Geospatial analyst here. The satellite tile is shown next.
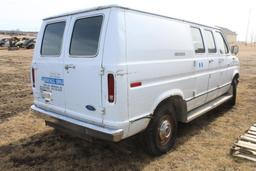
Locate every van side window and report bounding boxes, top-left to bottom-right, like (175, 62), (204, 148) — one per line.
(41, 22), (66, 56)
(70, 16), (103, 56)
(215, 32), (229, 54)
(205, 30), (216, 53)
(191, 27), (205, 53)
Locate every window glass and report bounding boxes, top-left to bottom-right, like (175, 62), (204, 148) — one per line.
(191, 27), (205, 53)
(41, 22), (65, 56)
(205, 30), (217, 53)
(70, 16), (103, 56)
(215, 32), (229, 54)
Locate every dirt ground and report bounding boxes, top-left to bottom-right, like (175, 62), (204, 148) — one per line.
(0, 45), (256, 171)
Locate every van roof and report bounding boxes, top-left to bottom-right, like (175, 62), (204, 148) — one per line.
(44, 5), (220, 30)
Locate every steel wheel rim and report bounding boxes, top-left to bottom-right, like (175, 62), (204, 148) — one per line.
(158, 117), (172, 145)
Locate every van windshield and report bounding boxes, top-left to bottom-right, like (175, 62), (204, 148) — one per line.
(69, 16), (103, 57)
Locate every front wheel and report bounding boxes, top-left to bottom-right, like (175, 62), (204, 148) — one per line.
(143, 102), (177, 156)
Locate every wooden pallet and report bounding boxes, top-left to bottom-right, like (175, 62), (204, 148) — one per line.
(231, 124), (256, 162)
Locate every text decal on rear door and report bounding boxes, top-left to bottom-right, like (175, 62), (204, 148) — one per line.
(41, 77), (64, 86)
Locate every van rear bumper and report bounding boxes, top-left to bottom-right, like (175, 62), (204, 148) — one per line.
(31, 105), (124, 142)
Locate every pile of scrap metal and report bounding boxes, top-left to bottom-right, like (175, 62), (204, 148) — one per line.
(15, 37), (35, 49)
(231, 124), (256, 162)
(0, 38), (8, 47)
(0, 37), (36, 49)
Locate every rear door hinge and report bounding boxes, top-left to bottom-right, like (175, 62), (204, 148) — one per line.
(99, 67), (104, 75)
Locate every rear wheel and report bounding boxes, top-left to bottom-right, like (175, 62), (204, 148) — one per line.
(143, 102), (177, 156)
(227, 78), (238, 106)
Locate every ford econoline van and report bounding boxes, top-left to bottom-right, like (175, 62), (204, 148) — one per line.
(31, 5), (240, 155)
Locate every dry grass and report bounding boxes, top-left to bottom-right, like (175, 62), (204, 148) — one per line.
(0, 45), (256, 170)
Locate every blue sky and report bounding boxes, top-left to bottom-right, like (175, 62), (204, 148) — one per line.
(0, 0), (255, 41)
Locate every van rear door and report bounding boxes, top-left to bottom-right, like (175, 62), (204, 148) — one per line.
(33, 17), (69, 115)
(63, 11), (109, 125)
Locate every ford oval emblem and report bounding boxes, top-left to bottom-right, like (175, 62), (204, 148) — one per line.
(85, 105), (96, 111)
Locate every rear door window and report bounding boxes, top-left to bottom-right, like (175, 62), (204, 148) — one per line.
(41, 22), (66, 56)
(205, 30), (217, 53)
(69, 16), (103, 57)
(215, 32), (229, 54)
(191, 27), (205, 53)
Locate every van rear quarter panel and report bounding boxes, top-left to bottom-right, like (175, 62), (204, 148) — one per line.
(102, 8), (129, 135)
(125, 10), (196, 134)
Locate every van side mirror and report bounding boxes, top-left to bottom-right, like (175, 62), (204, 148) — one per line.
(231, 45), (239, 55)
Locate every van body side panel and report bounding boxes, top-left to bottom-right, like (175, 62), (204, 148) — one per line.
(201, 28), (221, 102)
(101, 8), (129, 137)
(187, 26), (209, 111)
(125, 10), (196, 135)
(204, 30), (234, 102)
(213, 32), (235, 96)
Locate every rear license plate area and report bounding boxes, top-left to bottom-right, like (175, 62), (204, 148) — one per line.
(41, 90), (52, 102)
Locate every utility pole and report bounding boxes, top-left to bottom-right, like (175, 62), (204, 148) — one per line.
(254, 30), (256, 47)
(245, 9), (252, 46)
(255, 32), (256, 47)
(251, 33), (254, 47)
(254, 17), (256, 47)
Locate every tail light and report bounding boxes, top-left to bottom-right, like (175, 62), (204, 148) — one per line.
(32, 68), (35, 88)
(108, 74), (114, 103)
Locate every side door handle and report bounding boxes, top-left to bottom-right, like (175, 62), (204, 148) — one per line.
(209, 59), (214, 63)
(65, 64), (76, 70)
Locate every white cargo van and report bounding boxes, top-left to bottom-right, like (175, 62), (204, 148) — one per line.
(31, 5), (240, 155)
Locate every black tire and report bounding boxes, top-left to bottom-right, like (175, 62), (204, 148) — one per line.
(27, 44), (35, 49)
(143, 101), (177, 156)
(227, 78), (238, 106)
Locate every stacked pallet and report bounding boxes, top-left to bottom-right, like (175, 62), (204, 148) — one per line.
(231, 124), (256, 161)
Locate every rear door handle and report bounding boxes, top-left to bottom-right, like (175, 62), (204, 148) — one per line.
(65, 64), (76, 70)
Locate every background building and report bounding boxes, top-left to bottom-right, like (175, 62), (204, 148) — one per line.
(217, 26), (237, 45)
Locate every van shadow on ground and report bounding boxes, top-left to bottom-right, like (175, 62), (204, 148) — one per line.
(0, 104), (233, 170)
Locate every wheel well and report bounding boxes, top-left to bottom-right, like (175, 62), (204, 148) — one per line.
(153, 96), (187, 122)
(233, 73), (239, 81)
(232, 73), (240, 84)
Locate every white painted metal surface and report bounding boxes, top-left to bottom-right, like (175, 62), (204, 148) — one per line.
(63, 10), (110, 126)
(31, 6), (240, 141)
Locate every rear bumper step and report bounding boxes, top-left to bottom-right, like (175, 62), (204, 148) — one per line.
(31, 105), (124, 142)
